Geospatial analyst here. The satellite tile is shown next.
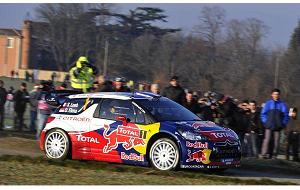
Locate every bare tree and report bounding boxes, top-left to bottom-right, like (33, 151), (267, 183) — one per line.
(35, 4), (90, 70)
(194, 6), (226, 64)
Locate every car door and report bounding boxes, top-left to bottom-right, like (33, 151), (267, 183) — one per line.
(89, 98), (136, 163)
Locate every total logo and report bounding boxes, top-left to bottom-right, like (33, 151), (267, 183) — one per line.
(76, 134), (100, 143)
(186, 141), (208, 149)
(102, 123), (147, 153)
(121, 152), (144, 162)
(211, 132), (235, 139)
(186, 149), (212, 164)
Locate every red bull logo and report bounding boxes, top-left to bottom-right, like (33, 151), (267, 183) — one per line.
(186, 149), (212, 164)
(103, 123), (147, 153)
(121, 152), (144, 162)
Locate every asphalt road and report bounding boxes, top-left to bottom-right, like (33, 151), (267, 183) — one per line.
(0, 133), (299, 185)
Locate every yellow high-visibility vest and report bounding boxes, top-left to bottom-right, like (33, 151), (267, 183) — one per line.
(70, 66), (94, 92)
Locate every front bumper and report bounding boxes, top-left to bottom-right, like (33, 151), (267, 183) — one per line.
(180, 139), (242, 169)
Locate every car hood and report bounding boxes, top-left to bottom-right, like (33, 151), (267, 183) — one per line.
(163, 121), (239, 142)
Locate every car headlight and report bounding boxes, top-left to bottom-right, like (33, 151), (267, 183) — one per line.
(178, 130), (209, 141)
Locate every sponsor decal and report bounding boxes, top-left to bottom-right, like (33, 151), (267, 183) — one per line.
(211, 132), (235, 139)
(103, 123), (147, 153)
(192, 121), (216, 129)
(63, 102), (79, 108)
(57, 115), (91, 122)
(181, 165), (205, 169)
(121, 152), (144, 162)
(59, 107), (78, 114)
(186, 149), (212, 164)
(83, 97), (90, 111)
(76, 134), (100, 143)
(59, 102), (81, 113)
(186, 141), (209, 149)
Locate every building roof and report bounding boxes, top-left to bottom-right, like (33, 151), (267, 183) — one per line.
(0, 28), (22, 37)
(68, 91), (161, 100)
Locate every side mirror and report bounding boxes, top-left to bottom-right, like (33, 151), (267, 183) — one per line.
(116, 115), (128, 126)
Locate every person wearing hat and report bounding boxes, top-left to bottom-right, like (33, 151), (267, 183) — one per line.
(162, 76), (185, 105)
(113, 77), (131, 92)
(29, 84), (40, 132)
(69, 56), (98, 93)
(13, 82), (29, 131)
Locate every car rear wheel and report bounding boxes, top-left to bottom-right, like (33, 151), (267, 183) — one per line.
(44, 129), (69, 160)
(149, 138), (179, 171)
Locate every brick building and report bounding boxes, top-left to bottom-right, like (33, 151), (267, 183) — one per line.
(0, 28), (22, 76)
(0, 20), (57, 77)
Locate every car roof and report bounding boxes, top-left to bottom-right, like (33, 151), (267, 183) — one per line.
(68, 91), (161, 100)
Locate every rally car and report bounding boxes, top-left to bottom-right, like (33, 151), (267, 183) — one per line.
(40, 92), (241, 171)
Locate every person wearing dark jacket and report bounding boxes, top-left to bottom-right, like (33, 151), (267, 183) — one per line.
(246, 100), (264, 157)
(285, 108), (300, 161)
(162, 76), (185, 105)
(260, 88), (289, 159)
(96, 75), (113, 92)
(29, 84), (40, 132)
(0, 80), (7, 130)
(182, 91), (200, 114)
(112, 77), (131, 92)
(14, 82), (29, 131)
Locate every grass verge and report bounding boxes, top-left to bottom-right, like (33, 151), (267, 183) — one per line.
(0, 155), (296, 185)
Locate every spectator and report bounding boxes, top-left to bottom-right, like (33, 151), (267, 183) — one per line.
(182, 90), (200, 114)
(212, 93), (239, 131)
(64, 73), (70, 83)
(15, 71), (19, 79)
(36, 81), (55, 139)
(150, 83), (160, 94)
(5, 86), (14, 116)
(10, 70), (14, 80)
(246, 100), (263, 157)
(260, 88), (289, 159)
(31, 72), (35, 83)
(14, 82), (29, 131)
(25, 71), (30, 82)
(162, 76), (185, 105)
(29, 84), (40, 132)
(95, 75), (113, 92)
(0, 80), (7, 130)
(113, 77), (131, 92)
(51, 72), (57, 82)
(237, 100), (251, 156)
(285, 108), (299, 161)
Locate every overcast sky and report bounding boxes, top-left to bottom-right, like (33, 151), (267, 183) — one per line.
(1, 3), (300, 47)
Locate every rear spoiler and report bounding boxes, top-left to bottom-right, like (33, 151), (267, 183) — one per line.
(45, 90), (82, 107)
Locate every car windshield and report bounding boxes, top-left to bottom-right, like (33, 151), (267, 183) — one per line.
(134, 97), (201, 122)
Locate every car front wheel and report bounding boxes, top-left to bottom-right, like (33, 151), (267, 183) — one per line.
(44, 129), (70, 160)
(149, 138), (179, 171)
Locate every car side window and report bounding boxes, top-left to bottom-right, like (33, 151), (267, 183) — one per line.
(134, 106), (146, 124)
(99, 99), (135, 122)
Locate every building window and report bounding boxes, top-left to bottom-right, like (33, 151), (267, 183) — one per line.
(7, 38), (14, 48)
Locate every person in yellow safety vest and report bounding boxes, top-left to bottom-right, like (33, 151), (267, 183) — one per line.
(70, 56), (98, 93)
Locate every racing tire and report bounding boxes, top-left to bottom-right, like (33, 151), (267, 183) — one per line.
(44, 128), (70, 160)
(149, 138), (179, 171)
